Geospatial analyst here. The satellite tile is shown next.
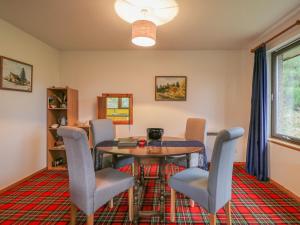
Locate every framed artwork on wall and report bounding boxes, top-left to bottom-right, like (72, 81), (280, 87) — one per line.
(155, 76), (187, 101)
(0, 56), (33, 92)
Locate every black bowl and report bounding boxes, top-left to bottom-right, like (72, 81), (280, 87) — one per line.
(147, 128), (164, 140)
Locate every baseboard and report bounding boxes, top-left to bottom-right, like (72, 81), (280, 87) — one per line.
(0, 167), (47, 194)
(234, 162), (246, 166)
(270, 179), (300, 202)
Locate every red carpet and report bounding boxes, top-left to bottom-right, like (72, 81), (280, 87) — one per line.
(0, 164), (299, 224)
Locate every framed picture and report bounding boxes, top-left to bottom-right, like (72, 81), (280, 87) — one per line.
(0, 56), (33, 92)
(155, 76), (187, 101)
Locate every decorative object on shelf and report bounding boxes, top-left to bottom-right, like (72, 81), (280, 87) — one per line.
(54, 135), (64, 146)
(155, 76), (187, 101)
(147, 128), (164, 140)
(52, 157), (65, 167)
(0, 56), (33, 92)
(58, 115), (67, 126)
(48, 93), (67, 108)
(50, 123), (59, 129)
(55, 92), (67, 108)
(48, 96), (58, 108)
(114, 0), (178, 47)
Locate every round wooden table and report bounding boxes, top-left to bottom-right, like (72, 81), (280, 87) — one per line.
(96, 138), (204, 224)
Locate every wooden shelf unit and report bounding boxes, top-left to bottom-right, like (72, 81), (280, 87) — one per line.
(47, 87), (78, 170)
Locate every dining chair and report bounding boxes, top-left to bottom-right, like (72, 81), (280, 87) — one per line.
(58, 126), (134, 225)
(168, 127), (244, 225)
(166, 118), (207, 206)
(167, 118), (207, 168)
(89, 119), (134, 172)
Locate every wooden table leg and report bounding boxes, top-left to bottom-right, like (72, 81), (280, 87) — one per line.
(186, 153), (191, 168)
(170, 188), (176, 222)
(225, 201), (232, 225)
(112, 155), (118, 169)
(159, 158), (166, 223)
(140, 164), (145, 185)
(70, 202), (77, 225)
(133, 158), (140, 224)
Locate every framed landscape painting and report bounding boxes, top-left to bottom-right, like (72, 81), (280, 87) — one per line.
(155, 76), (187, 101)
(0, 56), (33, 92)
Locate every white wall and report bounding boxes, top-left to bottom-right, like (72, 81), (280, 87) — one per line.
(269, 143), (300, 196)
(60, 50), (247, 161)
(0, 18), (60, 189)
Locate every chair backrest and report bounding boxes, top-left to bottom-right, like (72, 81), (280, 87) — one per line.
(89, 119), (115, 146)
(57, 126), (96, 214)
(185, 118), (207, 144)
(207, 127), (244, 213)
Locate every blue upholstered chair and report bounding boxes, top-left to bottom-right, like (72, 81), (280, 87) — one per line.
(58, 126), (134, 225)
(169, 127), (244, 225)
(89, 119), (134, 171)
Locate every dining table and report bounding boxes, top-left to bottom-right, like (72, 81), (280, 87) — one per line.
(96, 137), (207, 224)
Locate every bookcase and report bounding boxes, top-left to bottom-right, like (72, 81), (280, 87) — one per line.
(47, 87), (79, 170)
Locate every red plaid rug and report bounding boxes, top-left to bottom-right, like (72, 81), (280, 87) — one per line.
(0, 164), (299, 224)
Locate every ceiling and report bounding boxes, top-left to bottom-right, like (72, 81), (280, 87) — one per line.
(0, 0), (299, 50)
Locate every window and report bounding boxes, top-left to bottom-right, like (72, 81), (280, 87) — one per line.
(271, 39), (300, 144)
(97, 93), (133, 125)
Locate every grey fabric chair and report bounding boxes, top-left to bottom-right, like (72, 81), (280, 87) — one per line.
(89, 119), (134, 171)
(169, 127), (244, 225)
(170, 118), (207, 167)
(57, 126), (134, 225)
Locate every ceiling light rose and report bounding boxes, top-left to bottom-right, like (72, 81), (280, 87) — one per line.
(132, 20), (156, 47)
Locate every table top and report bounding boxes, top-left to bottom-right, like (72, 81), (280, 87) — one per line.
(97, 146), (202, 157)
(96, 137), (204, 158)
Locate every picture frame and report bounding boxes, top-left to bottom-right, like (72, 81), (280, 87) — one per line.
(155, 76), (187, 101)
(0, 56), (33, 92)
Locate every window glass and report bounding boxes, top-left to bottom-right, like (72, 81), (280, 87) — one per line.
(107, 97), (118, 108)
(121, 97), (129, 108)
(272, 41), (300, 143)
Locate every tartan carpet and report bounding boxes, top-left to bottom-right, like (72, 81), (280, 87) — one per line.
(0, 164), (299, 224)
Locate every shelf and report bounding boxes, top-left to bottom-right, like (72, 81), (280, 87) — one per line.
(49, 165), (67, 171)
(48, 127), (59, 130)
(49, 146), (65, 151)
(47, 87), (79, 171)
(47, 107), (68, 110)
(48, 87), (68, 90)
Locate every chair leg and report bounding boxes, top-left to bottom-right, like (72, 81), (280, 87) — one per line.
(225, 201), (232, 225)
(131, 163), (135, 176)
(70, 202), (77, 225)
(170, 188), (176, 222)
(190, 199), (195, 207)
(209, 213), (216, 225)
(109, 199), (114, 208)
(128, 187), (134, 221)
(87, 214), (94, 225)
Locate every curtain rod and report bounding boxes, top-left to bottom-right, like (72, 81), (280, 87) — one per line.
(251, 20), (300, 53)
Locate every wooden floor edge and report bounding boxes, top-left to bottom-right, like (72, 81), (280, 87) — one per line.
(270, 179), (300, 202)
(0, 167), (47, 194)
